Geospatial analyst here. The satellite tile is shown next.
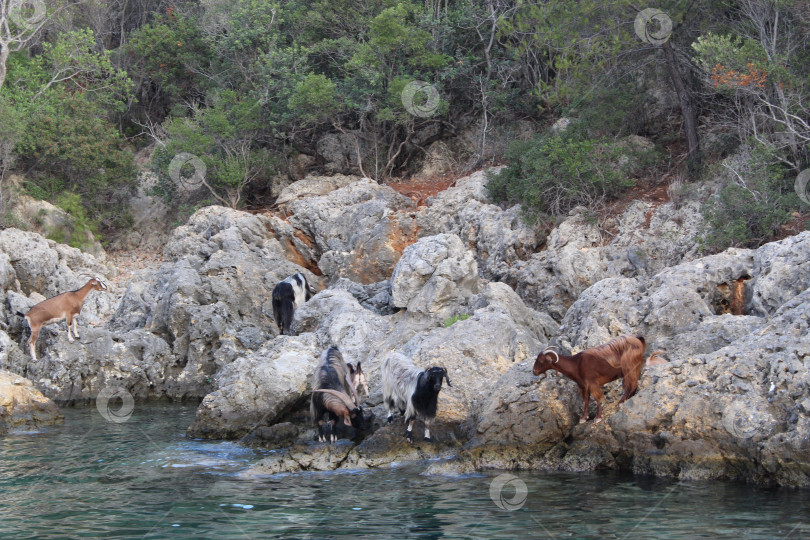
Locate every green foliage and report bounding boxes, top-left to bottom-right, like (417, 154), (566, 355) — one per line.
(2, 0), (807, 239)
(17, 92), (136, 196)
(700, 144), (800, 251)
(124, 15), (211, 108)
(443, 314), (470, 328)
(12, 89), (136, 235)
(1, 27), (136, 237)
(691, 33), (768, 75)
(205, 0), (283, 53)
(50, 192), (98, 250)
(288, 74), (340, 125)
(487, 128), (648, 220)
(153, 90), (275, 208)
(6, 30), (132, 109)
(571, 80), (649, 138)
(350, 3), (448, 78)
(0, 94), (23, 176)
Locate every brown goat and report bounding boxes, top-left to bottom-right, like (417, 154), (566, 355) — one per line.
(532, 335), (664, 424)
(18, 277), (108, 361)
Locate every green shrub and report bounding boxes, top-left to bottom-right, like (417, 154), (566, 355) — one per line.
(486, 128), (647, 220)
(443, 314), (470, 328)
(50, 192), (99, 250)
(16, 92), (136, 235)
(700, 144), (800, 251)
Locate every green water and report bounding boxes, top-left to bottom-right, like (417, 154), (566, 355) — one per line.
(1, 403), (808, 539)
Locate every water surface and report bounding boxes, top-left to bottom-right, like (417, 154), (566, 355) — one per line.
(1, 403), (808, 538)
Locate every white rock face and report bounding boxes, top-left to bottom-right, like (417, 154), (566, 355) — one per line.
(3, 167), (810, 486)
(389, 233), (479, 319)
(187, 335), (321, 439)
(275, 174), (362, 206)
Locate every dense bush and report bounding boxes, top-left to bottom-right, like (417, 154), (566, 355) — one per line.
(151, 90), (275, 209)
(0, 0), (806, 248)
(486, 128), (652, 220)
(700, 144), (802, 251)
(15, 93), (137, 234)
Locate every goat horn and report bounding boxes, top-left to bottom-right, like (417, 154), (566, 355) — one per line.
(80, 272), (109, 289)
(312, 389), (357, 410)
(547, 350), (560, 364)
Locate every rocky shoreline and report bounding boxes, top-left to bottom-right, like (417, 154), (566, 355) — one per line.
(1, 170), (808, 487)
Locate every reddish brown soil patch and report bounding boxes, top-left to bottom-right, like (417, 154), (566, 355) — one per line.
(387, 172), (462, 206)
(776, 211), (810, 241)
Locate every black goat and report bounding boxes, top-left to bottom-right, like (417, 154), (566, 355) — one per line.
(310, 347), (368, 442)
(381, 352), (452, 442)
(272, 272), (316, 336)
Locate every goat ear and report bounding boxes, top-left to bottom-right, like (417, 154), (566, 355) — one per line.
(442, 369), (452, 388)
(356, 361), (362, 373)
(347, 362), (355, 373)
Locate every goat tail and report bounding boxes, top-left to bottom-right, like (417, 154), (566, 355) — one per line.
(620, 336), (647, 396)
(273, 297), (294, 335)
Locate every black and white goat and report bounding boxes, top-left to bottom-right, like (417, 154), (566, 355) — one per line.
(272, 272), (316, 336)
(310, 346), (369, 443)
(381, 352), (451, 442)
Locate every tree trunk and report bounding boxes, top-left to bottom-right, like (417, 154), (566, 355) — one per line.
(0, 43), (9, 91)
(662, 40), (701, 176)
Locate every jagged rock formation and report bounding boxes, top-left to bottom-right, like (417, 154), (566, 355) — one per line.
(1, 169), (808, 487)
(0, 369), (62, 431)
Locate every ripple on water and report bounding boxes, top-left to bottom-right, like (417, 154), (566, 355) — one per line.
(1, 403), (808, 539)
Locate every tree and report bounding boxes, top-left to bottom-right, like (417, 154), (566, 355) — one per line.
(0, 0), (65, 89)
(692, 0), (810, 169)
(154, 91), (274, 209)
(500, 0), (712, 173)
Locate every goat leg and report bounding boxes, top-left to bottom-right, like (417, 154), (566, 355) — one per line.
(594, 399), (604, 424)
(579, 385), (590, 424)
(592, 385), (606, 423)
(424, 421), (432, 442)
(404, 416), (414, 442)
(66, 316), (75, 342)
